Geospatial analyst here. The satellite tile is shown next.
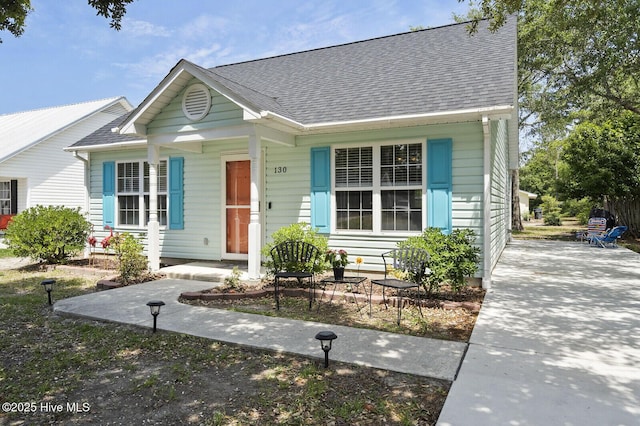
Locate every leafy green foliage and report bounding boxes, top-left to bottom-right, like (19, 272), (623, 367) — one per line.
(399, 228), (480, 293)
(4, 205), (91, 264)
(1, 0), (132, 42)
(560, 112), (640, 235)
(261, 222), (329, 275)
(111, 232), (148, 284)
(540, 195), (562, 226)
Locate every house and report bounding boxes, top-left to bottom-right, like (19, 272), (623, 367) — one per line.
(0, 97), (133, 229)
(67, 19), (517, 289)
(519, 190), (537, 219)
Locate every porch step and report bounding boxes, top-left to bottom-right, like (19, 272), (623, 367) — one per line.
(160, 261), (248, 283)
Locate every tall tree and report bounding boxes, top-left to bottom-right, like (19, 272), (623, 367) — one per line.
(0, 0), (135, 43)
(561, 112), (640, 235)
(460, 0), (640, 127)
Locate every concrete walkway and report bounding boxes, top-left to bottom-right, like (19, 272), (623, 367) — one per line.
(51, 239), (640, 425)
(53, 278), (466, 381)
(438, 239), (640, 425)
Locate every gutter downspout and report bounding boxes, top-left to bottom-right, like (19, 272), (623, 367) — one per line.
(73, 150), (91, 258)
(482, 116), (492, 290)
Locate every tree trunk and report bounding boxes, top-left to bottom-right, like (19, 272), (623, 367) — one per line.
(511, 169), (524, 231)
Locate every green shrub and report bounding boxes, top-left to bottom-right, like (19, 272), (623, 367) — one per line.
(4, 205), (91, 264)
(262, 222), (329, 275)
(562, 198), (593, 225)
(543, 212), (562, 226)
(540, 195), (562, 226)
(399, 228), (480, 293)
(111, 232), (148, 284)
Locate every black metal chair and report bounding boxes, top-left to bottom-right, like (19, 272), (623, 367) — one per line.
(370, 248), (431, 325)
(270, 241), (321, 310)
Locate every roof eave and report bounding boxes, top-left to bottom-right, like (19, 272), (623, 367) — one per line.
(63, 140), (147, 152)
(252, 105), (515, 135)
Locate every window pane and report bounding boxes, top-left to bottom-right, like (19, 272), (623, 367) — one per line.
(395, 167), (407, 186)
(381, 191), (394, 209)
(348, 191), (360, 209)
(335, 147), (373, 188)
(395, 190), (408, 209)
(380, 166), (393, 186)
(410, 190), (422, 208)
(118, 195), (139, 225)
(337, 211), (349, 229)
(118, 162), (140, 193)
(410, 211), (422, 231)
(362, 191), (372, 209)
(395, 211), (408, 230)
(335, 169), (347, 187)
(382, 211), (394, 230)
(381, 145), (393, 166)
(336, 190), (372, 230)
(348, 211), (361, 229)
(362, 211), (373, 229)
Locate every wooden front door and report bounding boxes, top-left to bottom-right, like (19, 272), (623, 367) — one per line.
(224, 159), (250, 258)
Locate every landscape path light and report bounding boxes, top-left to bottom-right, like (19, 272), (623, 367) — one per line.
(41, 279), (55, 305)
(315, 330), (338, 368)
(146, 300), (165, 333)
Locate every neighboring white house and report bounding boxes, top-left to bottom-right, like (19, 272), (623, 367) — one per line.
(0, 97), (133, 229)
(519, 190), (538, 219)
(68, 19), (517, 288)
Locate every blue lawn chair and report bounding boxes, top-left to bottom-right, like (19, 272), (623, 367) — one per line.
(592, 226), (628, 248)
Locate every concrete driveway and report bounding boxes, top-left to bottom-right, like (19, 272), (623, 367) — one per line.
(438, 239), (640, 425)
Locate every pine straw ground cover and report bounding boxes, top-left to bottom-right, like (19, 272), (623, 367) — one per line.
(1, 259), (455, 426)
(181, 278), (484, 342)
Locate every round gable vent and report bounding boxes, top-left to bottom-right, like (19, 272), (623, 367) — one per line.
(182, 83), (211, 121)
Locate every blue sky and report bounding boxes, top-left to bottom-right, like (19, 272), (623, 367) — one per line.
(0, 0), (470, 114)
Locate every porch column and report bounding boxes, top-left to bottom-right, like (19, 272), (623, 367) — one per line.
(147, 145), (160, 271)
(248, 131), (262, 280)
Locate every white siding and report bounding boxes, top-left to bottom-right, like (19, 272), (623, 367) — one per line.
(0, 110), (127, 213)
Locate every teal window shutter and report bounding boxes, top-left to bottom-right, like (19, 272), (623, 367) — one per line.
(168, 157), (184, 230)
(310, 147), (331, 233)
(427, 139), (452, 234)
(102, 161), (115, 228)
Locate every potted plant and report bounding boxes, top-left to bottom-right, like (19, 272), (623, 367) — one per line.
(325, 249), (349, 280)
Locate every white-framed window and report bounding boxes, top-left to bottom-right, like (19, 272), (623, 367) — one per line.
(0, 181), (11, 215)
(334, 142), (423, 233)
(116, 160), (167, 227)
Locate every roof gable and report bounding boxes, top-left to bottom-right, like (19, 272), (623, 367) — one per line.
(0, 97), (133, 162)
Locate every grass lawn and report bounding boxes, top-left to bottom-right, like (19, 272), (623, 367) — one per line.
(0, 265), (449, 425)
(514, 217), (640, 253)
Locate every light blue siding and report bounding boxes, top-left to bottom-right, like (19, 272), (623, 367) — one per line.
(147, 78), (244, 135)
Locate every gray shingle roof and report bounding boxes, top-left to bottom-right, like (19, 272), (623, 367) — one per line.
(72, 18), (516, 148)
(207, 18), (516, 124)
(68, 112), (141, 148)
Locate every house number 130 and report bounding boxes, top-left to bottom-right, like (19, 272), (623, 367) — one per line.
(274, 166), (287, 174)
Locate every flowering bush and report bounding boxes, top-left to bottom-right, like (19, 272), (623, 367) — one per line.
(325, 249), (349, 268)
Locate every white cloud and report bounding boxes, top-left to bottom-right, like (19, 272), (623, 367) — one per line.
(179, 14), (230, 40)
(121, 19), (173, 37)
(113, 43), (225, 79)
